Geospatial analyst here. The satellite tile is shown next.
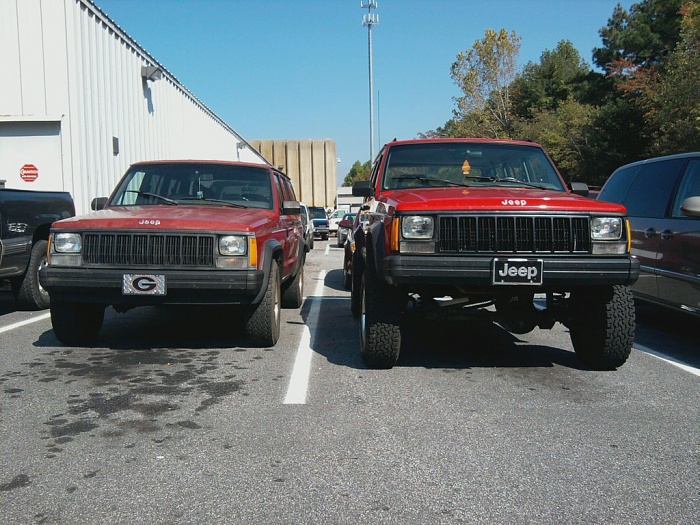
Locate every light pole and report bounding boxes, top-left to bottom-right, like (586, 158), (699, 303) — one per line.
(361, 1), (378, 163)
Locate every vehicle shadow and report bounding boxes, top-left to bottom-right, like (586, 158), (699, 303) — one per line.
(634, 302), (699, 367)
(323, 269), (348, 292)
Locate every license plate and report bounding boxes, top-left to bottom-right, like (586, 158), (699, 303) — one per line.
(492, 259), (543, 285)
(122, 274), (166, 295)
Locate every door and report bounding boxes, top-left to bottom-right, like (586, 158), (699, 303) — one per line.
(0, 120), (63, 191)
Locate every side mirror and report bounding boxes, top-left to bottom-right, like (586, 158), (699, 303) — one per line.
(282, 200), (301, 215)
(91, 197), (108, 210)
(680, 196), (700, 217)
(353, 180), (374, 197)
(569, 182), (589, 197)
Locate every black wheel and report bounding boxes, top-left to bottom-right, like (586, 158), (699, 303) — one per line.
(282, 261), (304, 309)
(321, 234), (328, 241)
(569, 285), (635, 370)
(16, 240), (50, 310)
(350, 251), (363, 318)
(309, 236), (314, 250)
(343, 259), (352, 290)
(50, 301), (105, 346)
(245, 263), (281, 347)
(359, 264), (403, 369)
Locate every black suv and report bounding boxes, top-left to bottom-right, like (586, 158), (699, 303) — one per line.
(598, 152), (700, 316)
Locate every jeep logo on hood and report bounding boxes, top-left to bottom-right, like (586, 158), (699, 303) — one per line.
(139, 219), (161, 225)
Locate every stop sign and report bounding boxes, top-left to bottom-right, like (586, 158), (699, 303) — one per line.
(20, 164), (39, 182)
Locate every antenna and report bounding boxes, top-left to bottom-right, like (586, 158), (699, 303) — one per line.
(361, 1), (379, 163)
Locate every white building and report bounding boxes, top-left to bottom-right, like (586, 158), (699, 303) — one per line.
(0, 0), (268, 214)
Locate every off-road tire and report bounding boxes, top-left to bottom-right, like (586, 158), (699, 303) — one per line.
(569, 285), (635, 370)
(282, 261), (304, 309)
(245, 263), (281, 347)
(15, 240), (50, 310)
(50, 301), (105, 346)
(359, 264), (402, 369)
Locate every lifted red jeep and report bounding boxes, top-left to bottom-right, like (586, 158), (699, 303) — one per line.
(347, 139), (639, 369)
(40, 160), (305, 347)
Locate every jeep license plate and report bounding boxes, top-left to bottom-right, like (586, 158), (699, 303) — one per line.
(122, 274), (166, 295)
(492, 259), (543, 285)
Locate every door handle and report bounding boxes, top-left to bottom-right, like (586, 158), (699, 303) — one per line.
(644, 228), (656, 238)
(660, 229), (673, 241)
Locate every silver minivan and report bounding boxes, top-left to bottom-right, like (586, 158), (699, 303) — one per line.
(598, 153), (700, 316)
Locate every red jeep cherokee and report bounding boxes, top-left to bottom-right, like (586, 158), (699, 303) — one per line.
(40, 160), (305, 347)
(347, 139), (639, 369)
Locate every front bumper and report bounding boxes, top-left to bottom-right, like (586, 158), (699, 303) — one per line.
(40, 266), (265, 305)
(382, 255), (640, 287)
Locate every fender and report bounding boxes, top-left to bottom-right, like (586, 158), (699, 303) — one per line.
(252, 239), (283, 304)
(364, 220), (388, 280)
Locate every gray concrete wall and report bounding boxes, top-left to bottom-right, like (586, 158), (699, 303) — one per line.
(251, 139), (337, 208)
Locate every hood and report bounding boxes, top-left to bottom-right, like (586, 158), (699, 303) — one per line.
(383, 187), (628, 214)
(51, 205), (275, 232)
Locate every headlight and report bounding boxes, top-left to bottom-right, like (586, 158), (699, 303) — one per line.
(54, 232), (82, 252)
(591, 217), (622, 240)
(219, 235), (247, 256)
(402, 216), (434, 239)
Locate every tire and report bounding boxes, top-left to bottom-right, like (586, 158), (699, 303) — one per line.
(359, 264), (403, 369)
(16, 240), (51, 310)
(343, 260), (352, 290)
(321, 234), (328, 241)
(350, 251), (363, 318)
(245, 263), (281, 347)
(569, 285), (635, 370)
(282, 261), (304, 309)
(50, 301), (105, 346)
(309, 236), (314, 250)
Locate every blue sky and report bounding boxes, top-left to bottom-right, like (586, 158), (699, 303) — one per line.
(94, 0), (632, 184)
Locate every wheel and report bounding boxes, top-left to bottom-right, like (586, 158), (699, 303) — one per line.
(569, 285), (635, 370)
(245, 263), (281, 347)
(282, 261), (304, 309)
(321, 234), (328, 241)
(15, 240), (50, 310)
(309, 236), (314, 250)
(50, 301), (105, 346)
(359, 264), (403, 369)
(343, 259), (352, 290)
(337, 236), (344, 248)
(350, 251), (363, 318)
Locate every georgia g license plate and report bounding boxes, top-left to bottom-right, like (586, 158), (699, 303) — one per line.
(492, 259), (543, 285)
(122, 274), (166, 295)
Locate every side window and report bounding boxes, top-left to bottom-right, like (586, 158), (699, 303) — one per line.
(371, 151), (384, 188)
(599, 165), (640, 205)
(621, 159), (686, 218)
(282, 177), (297, 201)
(671, 159), (700, 217)
(273, 174), (285, 211)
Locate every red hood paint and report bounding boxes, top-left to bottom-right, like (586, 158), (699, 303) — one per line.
(51, 205), (274, 232)
(381, 187), (628, 214)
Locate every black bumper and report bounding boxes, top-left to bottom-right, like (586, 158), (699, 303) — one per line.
(40, 267), (265, 305)
(382, 255), (640, 287)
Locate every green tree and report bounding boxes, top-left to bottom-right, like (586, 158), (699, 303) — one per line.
(450, 28), (522, 138)
(342, 160), (371, 187)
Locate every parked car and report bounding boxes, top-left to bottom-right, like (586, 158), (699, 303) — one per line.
(328, 208), (346, 236)
(40, 160), (305, 347)
(309, 206), (329, 240)
(598, 152), (700, 316)
(337, 212), (356, 247)
(300, 202), (314, 251)
(0, 188), (75, 309)
(347, 138), (639, 370)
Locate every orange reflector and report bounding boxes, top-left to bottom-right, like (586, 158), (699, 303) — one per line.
(249, 236), (258, 268)
(391, 217), (400, 252)
(626, 219), (632, 253)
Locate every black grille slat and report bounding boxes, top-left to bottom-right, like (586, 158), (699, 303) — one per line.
(83, 233), (215, 267)
(438, 215), (590, 254)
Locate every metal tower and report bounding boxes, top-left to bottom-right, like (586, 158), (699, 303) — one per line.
(361, 1), (379, 163)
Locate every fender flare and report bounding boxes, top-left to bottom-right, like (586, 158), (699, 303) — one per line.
(252, 240), (283, 304)
(364, 221), (387, 279)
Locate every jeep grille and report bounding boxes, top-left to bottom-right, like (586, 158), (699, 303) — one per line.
(83, 232), (215, 267)
(438, 216), (590, 254)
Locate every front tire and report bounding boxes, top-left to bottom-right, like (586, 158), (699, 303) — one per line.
(50, 301), (105, 346)
(245, 263), (281, 347)
(569, 285), (635, 370)
(359, 265), (403, 369)
(15, 240), (50, 310)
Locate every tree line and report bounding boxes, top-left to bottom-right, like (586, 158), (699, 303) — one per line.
(344, 0), (699, 188)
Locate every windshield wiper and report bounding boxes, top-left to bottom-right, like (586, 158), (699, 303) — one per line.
(463, 176), (550, 190)
(393, 175), (470, 188)
(178, 197), (247, 208)
(124, 190), (178, 205)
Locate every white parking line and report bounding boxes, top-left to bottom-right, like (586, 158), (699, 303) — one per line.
(0, 312), (51, 334)
(283, 270), (326, 404)
(324, 244), (330, 255)
(635, 344), (700, 377)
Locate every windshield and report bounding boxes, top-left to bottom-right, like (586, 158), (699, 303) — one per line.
(110, 163), (274, 209)
(382, 142), (566, 191)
